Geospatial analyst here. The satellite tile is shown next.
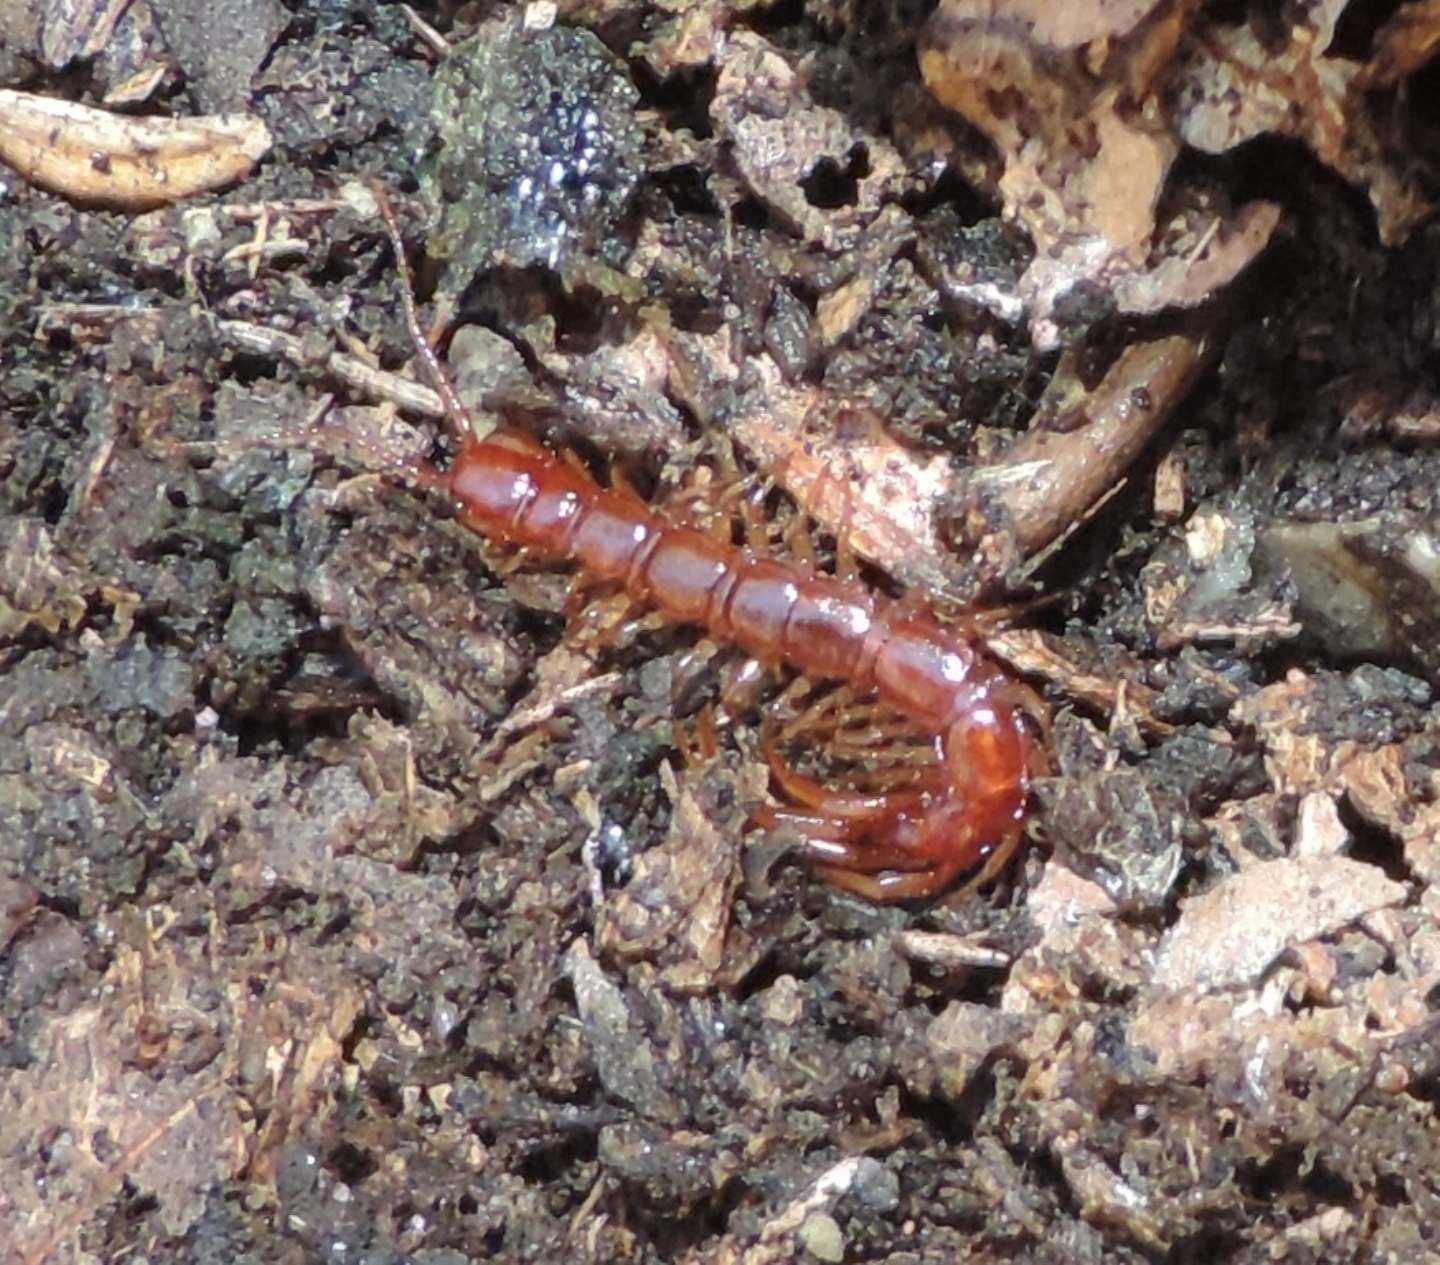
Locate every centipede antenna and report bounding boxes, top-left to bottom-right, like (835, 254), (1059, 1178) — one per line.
(371, 181), (476, 441)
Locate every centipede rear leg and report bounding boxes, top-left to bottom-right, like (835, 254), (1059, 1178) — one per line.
(813, 861), (965, 905)
(783, 806), (1022, 905)
(759, 761), (930, 823)
(754, 743), (975, 903)
(941, 825), (1026, 905)
(771, 812), (971, 904)
(996, 679), (1054, 775)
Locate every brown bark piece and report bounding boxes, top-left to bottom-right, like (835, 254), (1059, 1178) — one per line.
(1173, 8), (1436, 244)
(1152, 855), (1406, 994)
(919, 0), (1278, 345)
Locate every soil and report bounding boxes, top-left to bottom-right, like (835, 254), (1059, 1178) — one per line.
(4, 2), (1440, 1263)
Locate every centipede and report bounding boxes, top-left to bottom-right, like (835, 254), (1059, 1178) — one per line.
(374, 191), (1047, 904)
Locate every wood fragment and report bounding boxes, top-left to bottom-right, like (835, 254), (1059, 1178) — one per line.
(0, 89), (270, 208)
(216, 319), (446, 420)
(964, 330), (1213, 569)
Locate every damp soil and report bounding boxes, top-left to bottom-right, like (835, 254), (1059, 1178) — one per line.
(4, 3), (1440, 1263)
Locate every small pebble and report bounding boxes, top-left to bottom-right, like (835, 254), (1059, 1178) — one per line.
(799, 1211), (844, 1262)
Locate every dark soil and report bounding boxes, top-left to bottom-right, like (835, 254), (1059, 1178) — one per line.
(4, 3), (1440, 1263)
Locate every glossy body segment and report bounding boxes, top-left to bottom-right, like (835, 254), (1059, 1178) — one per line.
(441, 432), (1040, 903)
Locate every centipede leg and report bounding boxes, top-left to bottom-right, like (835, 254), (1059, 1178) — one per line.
(661, 447), (773, 551)
(996, 679), (1052, 772)
(777, 824), (962, 903)
(675, 703), (720, 765)
(761, 734), (919, 820)
(812, 862), (958, 904)
(738, 480), (774, 552)
(832, 462), (861, 583)
(752, 806), (865, 844)
(942, 825), (1024, 905)
(717, 654), (770, 714)
(567, 588), (652, 651)
(754, 780), (965, 904)
(705, 466), (773, 553)
(811, 822), (1022, 905)
(773, 682), (862, 741)
(780, 495), (819, 567)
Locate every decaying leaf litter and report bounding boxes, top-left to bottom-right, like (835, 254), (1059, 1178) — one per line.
(4, 0), (1440, 1260)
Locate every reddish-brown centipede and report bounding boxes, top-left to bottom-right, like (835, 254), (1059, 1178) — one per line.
(376, 192), (1045, 903)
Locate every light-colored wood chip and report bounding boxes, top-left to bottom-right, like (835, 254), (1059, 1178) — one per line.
(0, 89), (270, 208)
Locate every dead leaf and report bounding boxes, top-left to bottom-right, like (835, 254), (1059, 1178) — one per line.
(728, 358), (969, 598)
(598, 760), (754, 992)
(710, 31), (905, 248)
(919, 0), (1279, 346)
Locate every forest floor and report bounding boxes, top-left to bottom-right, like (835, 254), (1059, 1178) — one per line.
(4, 2), (1440, 1262)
